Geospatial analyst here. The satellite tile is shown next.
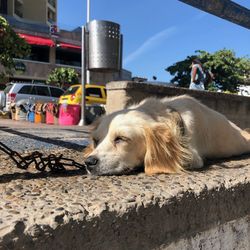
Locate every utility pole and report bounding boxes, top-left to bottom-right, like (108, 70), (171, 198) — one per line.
(86, 0), (90, 84)
(79, 0), (90, 126)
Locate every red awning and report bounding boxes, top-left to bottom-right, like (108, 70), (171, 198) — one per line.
(18, 33), (55, 47)
(58, 42), (81, 50)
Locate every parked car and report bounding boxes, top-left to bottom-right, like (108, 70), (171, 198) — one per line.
(59, 84), (106, 105)
(0, 91), (5, 110)
(238, 85), (250, 97)
(0, 82), (65, 111)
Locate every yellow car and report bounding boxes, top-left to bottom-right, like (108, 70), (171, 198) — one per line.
(59, 84), (106, 105)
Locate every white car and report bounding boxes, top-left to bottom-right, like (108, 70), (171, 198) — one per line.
(0, 82), (64, 111)
(0, 91), (5, 110)
(238, 85), (250, 97)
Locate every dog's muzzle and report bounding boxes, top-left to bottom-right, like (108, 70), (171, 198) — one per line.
(85, 156), (99, 173)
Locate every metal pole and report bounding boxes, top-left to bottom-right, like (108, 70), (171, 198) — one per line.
(87, 0), (90, 22)
(79, 1), (90, 125)
(86, 0), (91, 84)
(79, 25), (86, 126)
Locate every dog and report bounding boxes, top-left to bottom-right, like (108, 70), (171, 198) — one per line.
(84, 95), (250, 175)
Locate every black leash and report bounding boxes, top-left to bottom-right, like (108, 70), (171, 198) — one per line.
(0, 141), (87, 173)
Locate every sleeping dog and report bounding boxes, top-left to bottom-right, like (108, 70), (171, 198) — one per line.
(84, 95), (250, 175)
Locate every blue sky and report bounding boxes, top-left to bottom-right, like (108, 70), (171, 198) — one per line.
(58, 0), (250, 82)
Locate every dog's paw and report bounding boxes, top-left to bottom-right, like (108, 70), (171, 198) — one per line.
(187, 149), (204, 169)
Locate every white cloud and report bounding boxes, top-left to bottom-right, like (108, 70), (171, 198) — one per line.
(124, 26), (177, 66)
(193, 12), (208, 21)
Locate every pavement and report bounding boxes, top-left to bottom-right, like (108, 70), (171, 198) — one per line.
(0, 118), (249, 249)
(0, 119), (90, 152)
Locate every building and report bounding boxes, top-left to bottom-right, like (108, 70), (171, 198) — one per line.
(0, 0), (131, 87)
(0, 0), (57, 25)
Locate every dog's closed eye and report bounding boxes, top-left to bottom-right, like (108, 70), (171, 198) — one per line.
(113, 136), (129, 145)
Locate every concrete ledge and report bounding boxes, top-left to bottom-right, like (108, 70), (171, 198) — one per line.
(0, 149), (249, 249)
(106, 81), (250, 129)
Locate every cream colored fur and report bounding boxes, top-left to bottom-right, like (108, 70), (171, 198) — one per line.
(84, 95), (250, 175)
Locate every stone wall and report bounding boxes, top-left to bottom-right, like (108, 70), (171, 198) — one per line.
(1, 153), (249, 250)
(106, 81), (250, 129)
(0, 119), (249, 250)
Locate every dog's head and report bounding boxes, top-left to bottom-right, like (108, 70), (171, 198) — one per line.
(84, 102), (191, 175)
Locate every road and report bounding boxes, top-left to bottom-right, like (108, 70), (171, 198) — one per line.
(0, 119), (90, 152)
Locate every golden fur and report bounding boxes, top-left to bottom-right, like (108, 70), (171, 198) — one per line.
(84, 95), (250, 175)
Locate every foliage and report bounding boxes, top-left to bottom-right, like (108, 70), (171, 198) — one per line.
(165, 49), (250, 92)
(0, 16), (31, 81)
(47, 67), (79, 88)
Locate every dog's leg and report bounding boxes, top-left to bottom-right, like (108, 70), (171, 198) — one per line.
(241, 130), (250, 151)
(187, 148), (204, 169)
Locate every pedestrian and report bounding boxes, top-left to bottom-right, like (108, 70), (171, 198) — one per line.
(189, 58), (205, 90)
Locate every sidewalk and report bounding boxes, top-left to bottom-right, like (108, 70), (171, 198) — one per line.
(0, 119), (91, 152)
(0, 118), (90, 130)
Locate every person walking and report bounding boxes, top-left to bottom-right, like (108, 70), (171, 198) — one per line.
(189, 58), (205, 90)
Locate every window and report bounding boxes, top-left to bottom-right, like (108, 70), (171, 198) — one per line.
(50, 87), (64, 98)
(48, 0), (56, 8)
(56, 49), (81, 67)
(18, 85), (32, 94)
(47, 9), (56, 23)
(4, 85), (12, 94)
(86, 88), (102, 98)
(0, 0), (8, 14)
(63, 86), (79, 95)
(0, 84), (5, 91)
(14, 0), (23, 18)
(35, 86), (50, 96)
(30, 86), (37, 95)
(23, 45), (50, 63)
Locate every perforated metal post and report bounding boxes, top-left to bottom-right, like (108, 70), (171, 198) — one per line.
(87, 20), (122, 72)
(79, 20), (123, 126)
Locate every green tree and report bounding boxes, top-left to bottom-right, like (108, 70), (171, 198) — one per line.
(0, 16), (30, 81)
(165, 55), (196, 88)
(165, 49), (250, 92)
(47, 67), (79, 88)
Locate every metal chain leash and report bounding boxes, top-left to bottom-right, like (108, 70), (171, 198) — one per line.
(0, 141), (87, 172)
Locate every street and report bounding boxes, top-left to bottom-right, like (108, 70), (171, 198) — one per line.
(0, 119), (90, 152)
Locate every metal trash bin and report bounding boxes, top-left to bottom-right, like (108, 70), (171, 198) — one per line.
(88, 20), (122, 72)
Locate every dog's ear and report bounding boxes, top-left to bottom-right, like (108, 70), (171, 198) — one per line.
(91, 116), (102, 130)
(84, 116), (103, 158)
(83, 144), (94, 158)
(144, 122), (191, 175)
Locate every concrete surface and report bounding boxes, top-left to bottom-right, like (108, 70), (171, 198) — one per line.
(0, 119), (250, 250)
(165, 216), (250, 250)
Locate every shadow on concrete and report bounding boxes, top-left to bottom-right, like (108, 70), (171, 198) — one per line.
(191, 153), (250, 172)
(0, 126), (88, 151)
(61, 128), (91, 134)
(0, 169), (87, 184)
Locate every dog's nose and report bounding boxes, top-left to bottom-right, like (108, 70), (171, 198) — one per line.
(85, 156), (99, 170)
